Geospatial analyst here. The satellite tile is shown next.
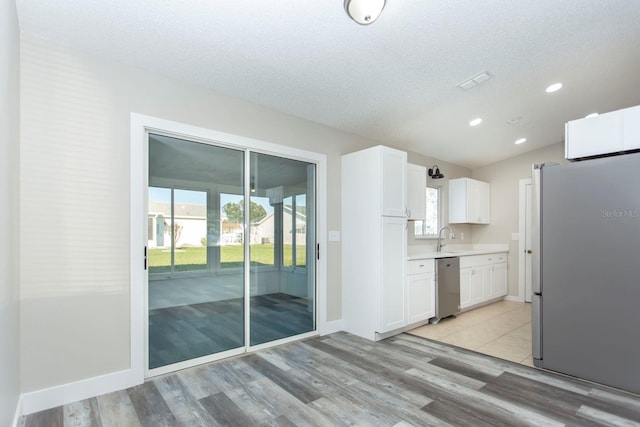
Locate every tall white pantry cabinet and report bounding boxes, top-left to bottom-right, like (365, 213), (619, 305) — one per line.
(342, 145), (409, 341)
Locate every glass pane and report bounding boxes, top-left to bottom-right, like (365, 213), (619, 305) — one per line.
(220, 193), (244, 269)
(148, 133), (244, 369)
(148, 187), (172, 274)
(425, 187), (439, 235)
(173, 189), (207, 272)
(282, 196), (293, 267)
(295, 194), (307, 267)
(249, 152), (316, 346)
(249, 195), (274, 267)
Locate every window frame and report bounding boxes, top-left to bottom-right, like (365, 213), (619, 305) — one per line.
(281, 192), (308, 271)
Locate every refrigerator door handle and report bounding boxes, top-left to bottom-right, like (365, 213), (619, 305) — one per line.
(532, 293), (542, 363)
(531, 165), (541, 295)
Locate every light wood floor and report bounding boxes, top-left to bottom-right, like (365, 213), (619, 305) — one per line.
(21, 331), (640, 426)
(409, 300), (533, 366)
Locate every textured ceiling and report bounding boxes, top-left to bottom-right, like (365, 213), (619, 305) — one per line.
(16, 0), (640, 168)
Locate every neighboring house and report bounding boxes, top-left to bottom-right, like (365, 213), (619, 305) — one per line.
(148, 200), (207, 248)
(282, 204), (307, 245)
(248, 205), (306, 245)
(148, 199), (307, 247)
(220, 221), (243, 245)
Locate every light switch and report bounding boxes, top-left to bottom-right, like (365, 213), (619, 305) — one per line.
(328, 230), (341, 242)
(511, 232), (519, 241)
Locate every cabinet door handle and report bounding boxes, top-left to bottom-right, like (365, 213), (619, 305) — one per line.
(527, 249), (533, 254)
(418, 264), (424, 267)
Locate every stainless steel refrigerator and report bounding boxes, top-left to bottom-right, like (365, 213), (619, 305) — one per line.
(532, 152), (640, 394)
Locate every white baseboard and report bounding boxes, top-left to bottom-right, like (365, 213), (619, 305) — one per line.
(321, 319), (344, 335)
(11, 394), (23, 427)
(504, 295), (524, 302)
(21, 368), (142, 416)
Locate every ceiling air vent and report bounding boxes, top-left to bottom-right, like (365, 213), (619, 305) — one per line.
(457, 70), (493, 91)
(506, 116), (522, 126)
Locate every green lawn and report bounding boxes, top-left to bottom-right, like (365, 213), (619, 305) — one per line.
(148, 244), (306, 273)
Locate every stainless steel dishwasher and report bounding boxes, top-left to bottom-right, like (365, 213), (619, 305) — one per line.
(432, 257), (460, 323)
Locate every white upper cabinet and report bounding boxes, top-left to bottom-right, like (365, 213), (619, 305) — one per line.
(341, 145), (407, 219)
(448, 177), (490, 224)
(380, 146), (407, 217)
(566, 105), (640, 159)
(622, 106), (640, 151)
(406, 163), (427, 221)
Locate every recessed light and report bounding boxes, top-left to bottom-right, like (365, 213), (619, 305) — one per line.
(515, 138), (527, 145)
(585, 113), (599, 119)
(469, 118), (482, 126)
(545, 83), (563, 93)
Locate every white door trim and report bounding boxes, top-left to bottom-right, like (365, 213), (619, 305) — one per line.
(518, 178), (532, 303)
(131, 113), (328, 382)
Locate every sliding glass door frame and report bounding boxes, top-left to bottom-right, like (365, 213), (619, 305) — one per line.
(142, 126), (322, 379)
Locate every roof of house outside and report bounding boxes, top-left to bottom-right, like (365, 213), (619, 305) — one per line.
(149, 200), (207, 218)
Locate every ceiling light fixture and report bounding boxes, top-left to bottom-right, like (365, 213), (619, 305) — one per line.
(545, 83), (563, 93)
(428, 165), (444, 179)
(469, 118), (482, 127)
(585, 113), (599, 119)
(344, 0), (386, 25)
(515, 138), (527, 145)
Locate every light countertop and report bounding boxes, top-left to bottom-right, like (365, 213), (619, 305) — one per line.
(407, 243), (509, 260)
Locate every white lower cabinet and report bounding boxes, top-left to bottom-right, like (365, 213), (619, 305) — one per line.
(380, 217), (409, 333)
(407, 260), (436, 324)
(489, 262), (508, 299)
(460, 253), (508, 310)
(460, 268), (472, 308)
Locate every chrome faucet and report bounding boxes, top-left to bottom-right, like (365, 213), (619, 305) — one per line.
(437, 226), (454, 252)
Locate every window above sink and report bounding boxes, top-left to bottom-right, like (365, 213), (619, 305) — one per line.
(415, 185), (441, 239)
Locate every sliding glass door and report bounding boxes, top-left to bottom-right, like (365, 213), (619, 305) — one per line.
(249, 152), (316, 346)
(147, 134), (245, 370)
(146, 133), (316, 374)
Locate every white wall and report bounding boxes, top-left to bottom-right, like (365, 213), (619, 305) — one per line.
(472, 143), (568, 297)
(0, 0), (21, 424)
(19, 34), (380, 393)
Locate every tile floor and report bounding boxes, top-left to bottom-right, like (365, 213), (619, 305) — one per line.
(408, 300), (533, 366)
